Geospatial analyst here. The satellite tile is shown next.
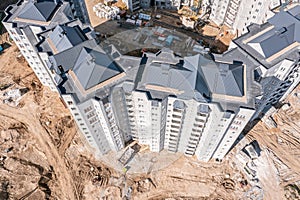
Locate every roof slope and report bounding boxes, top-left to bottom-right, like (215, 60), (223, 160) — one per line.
(201, 62), (244, 97)
(18, 0), (58, 22)
(247, 9), (300, 58)
(138, 50), (245, 100)
(49, 25), (87, 52)
(73, 47), (123, 90)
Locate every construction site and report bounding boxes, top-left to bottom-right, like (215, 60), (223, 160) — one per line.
(0, 0), (300, 199)
(84, 0), (233, 54)
(0, 26), (299, 199)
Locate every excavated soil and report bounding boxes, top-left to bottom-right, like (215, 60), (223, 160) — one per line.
(0, 39), (299, 199)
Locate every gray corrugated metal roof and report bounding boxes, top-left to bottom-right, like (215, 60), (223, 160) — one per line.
(18, 0), (58, 22)
(73, 47), (123, 90)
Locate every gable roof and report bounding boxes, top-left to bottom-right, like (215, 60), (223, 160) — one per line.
(248, 24), (298, 58)
(18, 0), (58, 22)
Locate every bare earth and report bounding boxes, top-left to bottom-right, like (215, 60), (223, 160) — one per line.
(0, 41), (300, 199)
(84, 0), (108, 27)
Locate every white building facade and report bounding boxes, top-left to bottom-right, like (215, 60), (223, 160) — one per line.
(2, 0), (79, 91)
(4, 1), (300, 163)
(205, 0), (281, 34)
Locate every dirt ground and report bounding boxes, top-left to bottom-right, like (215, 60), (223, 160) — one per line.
(84, 0), (108, 27)
(246, 87), (300, 199)
(0, 40), (300, 199)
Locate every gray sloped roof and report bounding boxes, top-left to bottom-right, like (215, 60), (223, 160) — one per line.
(138, 50), (208, 101)
(73, 47), (123, 90)
(18, 0), (58, 22)
(288, 5), (300, 20)
(50, 39), (98, 73)
(200, 62), (244, 97)
(249, 24), (297, 58)
(138, 49), (245, 101)
(49, 25), (87, 52)
(184, 54), (211, 98)
(248, 9), (300, 58)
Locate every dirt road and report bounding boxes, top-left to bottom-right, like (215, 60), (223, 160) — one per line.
(0, 45), (78, 199)
(0, 104), (78, 199)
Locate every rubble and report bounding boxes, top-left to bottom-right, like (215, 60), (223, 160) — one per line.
(1, 87), (28, 107)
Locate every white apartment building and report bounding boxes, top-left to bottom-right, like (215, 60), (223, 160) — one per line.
(205, 0), (281, 34)
(2, 0), (75, 91)
(4, 1), (300, 162)
(122, 0), (140, 11)
(123, 90), (166, 152)
(233, 5), (300, 119)
(63, 94), (125, 155)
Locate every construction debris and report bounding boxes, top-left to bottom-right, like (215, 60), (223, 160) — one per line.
(0, 80), (29, 108)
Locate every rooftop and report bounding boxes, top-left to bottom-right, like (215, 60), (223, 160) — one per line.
(47, 25), (88, 53)
(17, 0), (58, 22)
(234, 5), (300, 68)
(3, 0), (72, 28)
(72, 47), (123, 90)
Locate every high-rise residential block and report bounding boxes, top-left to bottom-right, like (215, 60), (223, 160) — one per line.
(3, 1), (300, 162)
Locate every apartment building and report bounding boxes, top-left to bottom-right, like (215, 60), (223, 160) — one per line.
(117, 48), (260, 161)
(122, 0), (140, 12)
(2, 0), (75, 91)
(4, 1), (300, 162)
(205, 0), (281, 35)
(233, 5), (300, 119)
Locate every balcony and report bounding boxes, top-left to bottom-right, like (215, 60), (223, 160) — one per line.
(170, 125), (180, 129)
(195, 118), (206, 123)
(193, 124), (203, 128)
(172, 114), (182, 119)
(107, 112), (113, 119)
(173, 108), (184, 113)
(169, 133), (178, 138)
(171, 119), (181, 124)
